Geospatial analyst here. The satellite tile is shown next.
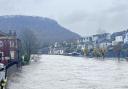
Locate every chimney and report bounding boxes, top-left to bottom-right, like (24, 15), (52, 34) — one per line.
(9, 30), (12, 36)
(13, 30), (16, 36)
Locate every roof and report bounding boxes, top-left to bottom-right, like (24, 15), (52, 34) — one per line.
(111, 31), (126, 37)
(93, 33), (110, 37)
(98, 39), (112, 43)
(84, 41), (94, 45)
(0, 31), (8, 37)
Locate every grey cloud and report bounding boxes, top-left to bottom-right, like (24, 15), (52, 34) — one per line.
(0, 0), (128, 36)
(60, 11), (87, 24)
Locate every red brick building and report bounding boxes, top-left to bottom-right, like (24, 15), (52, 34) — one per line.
(0, 31), (21, 64)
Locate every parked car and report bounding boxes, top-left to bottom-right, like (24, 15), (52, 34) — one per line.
(71, 52), (81, 56)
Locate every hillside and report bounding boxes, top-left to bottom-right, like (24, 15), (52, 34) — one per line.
(0, 15), (80, 43)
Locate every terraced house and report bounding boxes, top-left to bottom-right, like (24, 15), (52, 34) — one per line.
(0, 31), (21, 65)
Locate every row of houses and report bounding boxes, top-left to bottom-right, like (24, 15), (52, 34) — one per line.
(49, 30), (128, 56)
(49, 41), (78, 55)
(49, 42), (64, 55)
(77, 30), (128, 51)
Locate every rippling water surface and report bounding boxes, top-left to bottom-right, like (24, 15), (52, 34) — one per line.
(7, 55), (128, 89)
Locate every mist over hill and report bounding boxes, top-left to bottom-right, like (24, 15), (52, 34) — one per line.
(0, 15), (80, 44)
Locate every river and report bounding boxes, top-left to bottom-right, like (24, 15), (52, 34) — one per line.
(6, 55), (128, 89)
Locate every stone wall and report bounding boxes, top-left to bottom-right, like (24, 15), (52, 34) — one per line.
(6, 64), (19, 78)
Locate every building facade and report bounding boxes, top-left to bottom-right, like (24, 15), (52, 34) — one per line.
(124, 32), (128, 44)
(0, 31), (21, 64)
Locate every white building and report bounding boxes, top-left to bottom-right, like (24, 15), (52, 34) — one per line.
(112, 41), (118, 46)
(115, 36), (123, 42)
(77, 37), (93, 50)
(87, 44), (93, 49)
(106, 33), (111, 40)
(99, 41), (112, 48)
(77, 42), (93, 50)
(49, 48), (64, 55)
(124, 32), (128, 44)
(77, 44), (85, 50)
(112, 35), (123, 45)
(92, 36), (98, 42)
(92, 33), (111, 43)
(77, 37), (92, 43)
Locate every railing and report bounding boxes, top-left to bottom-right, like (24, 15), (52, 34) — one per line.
(5, 59), (21, 70)
(0, 59), (21, 89)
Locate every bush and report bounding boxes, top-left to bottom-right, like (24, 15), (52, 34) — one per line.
(22, 54), (30, 65)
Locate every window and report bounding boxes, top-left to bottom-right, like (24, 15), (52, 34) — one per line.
(10, 41), (15, 47)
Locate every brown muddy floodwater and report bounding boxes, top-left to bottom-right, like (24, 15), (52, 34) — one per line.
(7, 55), (128, 89)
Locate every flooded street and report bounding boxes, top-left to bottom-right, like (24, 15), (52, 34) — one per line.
(7, 55), (128, 89)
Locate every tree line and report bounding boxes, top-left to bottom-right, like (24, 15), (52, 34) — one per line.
(83, 42), (128, 61)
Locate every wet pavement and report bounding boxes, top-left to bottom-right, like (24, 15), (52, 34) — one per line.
(7, 55), (128, 89)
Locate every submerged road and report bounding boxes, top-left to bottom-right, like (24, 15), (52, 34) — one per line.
(7, 55), (128, 89)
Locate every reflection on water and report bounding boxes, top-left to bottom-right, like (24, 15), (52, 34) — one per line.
(7, 55), (128, 89)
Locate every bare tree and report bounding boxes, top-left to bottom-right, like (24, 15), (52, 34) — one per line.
(99, 48), (107, 59)
(83, 48), (88, 56)
(20, 29), (39, 64)
(96, 28), (107, 34)
(113, 42), (122, 61)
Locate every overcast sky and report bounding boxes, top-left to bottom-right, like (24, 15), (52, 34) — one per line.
(0, 0), (128, 36)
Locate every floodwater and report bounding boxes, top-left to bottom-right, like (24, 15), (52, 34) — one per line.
(7, 55), (128, 89)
